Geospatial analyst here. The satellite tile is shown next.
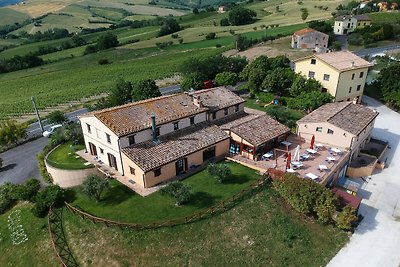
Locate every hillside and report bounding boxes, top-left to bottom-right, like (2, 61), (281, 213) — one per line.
(0, 0), (348, 120)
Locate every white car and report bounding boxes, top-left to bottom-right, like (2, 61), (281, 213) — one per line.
(43, 124), (63, 138)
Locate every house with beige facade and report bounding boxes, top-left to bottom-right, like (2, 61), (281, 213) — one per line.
(296, 101), (378, 160)
(79, 87), (290, 188)
(293, 51), (373, 103)
(291, 28), (329, 51)
(355, 14), (372, 29)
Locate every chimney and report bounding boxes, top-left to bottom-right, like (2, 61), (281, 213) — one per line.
(193, 95), (203, 108)
(351, 61), (355, 68)
(150, 113), (158, 142)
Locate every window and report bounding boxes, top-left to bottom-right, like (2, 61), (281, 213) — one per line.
(128, 135), (135, 145)
(322, 88), (327, 93)
(190, 116), (195, 125)
(212, 112), (216, 120)
(129, 167), (135, 175)
(96, 128), (101, 139)
(235, 105), (239, 112)
(349, 87), (352, 93)
(359, 71), (364, 78)
(99, 148), (104, 154)
(327, 129), (334, 134)
(224, 108), (228, 116)
(316, 127), (322, 132)
(106, 133), (111, 144)
(156, 127), (160, 136)
(323, 74), (330, 81)
(203, 146), (216, 162)
(357, 85), (361, 91)
(351, 73), (355, 80)
(311, 59), (316, 65)
(308, 71), (315, 78)
(173, 122), (179, 131)
(154, 168), (161, 177)
(86, 124), (91, 134)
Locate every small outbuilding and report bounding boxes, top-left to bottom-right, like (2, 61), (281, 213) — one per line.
(291, 28), (329, 50)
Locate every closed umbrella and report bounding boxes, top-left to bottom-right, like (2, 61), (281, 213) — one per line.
(310, 135), (315, 149)
(294, 144), (300, 161)
(286, 152), (291, 170)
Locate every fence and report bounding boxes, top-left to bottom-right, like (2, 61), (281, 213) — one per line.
(65, 175), (271, 230)
(48, 206), (79, 267)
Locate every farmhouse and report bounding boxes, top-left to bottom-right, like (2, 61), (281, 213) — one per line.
(296, 101), (378, 160)
(293, 51), (373, 103)
(291, 28), (329, 51)
(355, 14), (372, 29)
(334, 14), (372, 35)
(79, 87), (290, 188)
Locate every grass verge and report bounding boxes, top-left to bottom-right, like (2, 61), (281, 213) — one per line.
(68, 160), (261, 223)
(47, 141), (93, 170)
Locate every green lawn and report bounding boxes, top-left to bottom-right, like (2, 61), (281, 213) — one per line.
(64, 187), (349, 266)
(0, 203), (56, 266)
(69, 161), (262, 223)
(47, 141), (93, 170)
(369, 12), (400, 24)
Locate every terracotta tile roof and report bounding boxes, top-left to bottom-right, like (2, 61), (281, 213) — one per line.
(293, 28), (327, 37)
(195, 86), (245, 111)
(229, 115), (291, 147)
(217, 112), (260, 129)
(354, 14), (371, 21)
(314, 51), (373, 71)
(91, 87), (244, 137)
(122, 122), (229, 172)
(297, 102), (379, 135)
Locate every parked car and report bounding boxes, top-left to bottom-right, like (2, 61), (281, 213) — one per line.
(42, 124), (63, 138)
(202, 80), (214, 89)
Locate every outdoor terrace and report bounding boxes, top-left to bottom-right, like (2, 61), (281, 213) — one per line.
(228, 135), (350, 185)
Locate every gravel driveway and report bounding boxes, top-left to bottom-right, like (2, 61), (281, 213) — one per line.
(328, 96), (400, 267)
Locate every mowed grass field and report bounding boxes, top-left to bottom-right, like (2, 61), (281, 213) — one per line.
(64, 188), (349, 266)
(0, 203), (56, 266)
(369, 12), (400, 24)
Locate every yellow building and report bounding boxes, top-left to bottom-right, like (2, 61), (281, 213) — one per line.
(293, 51), (373, 103)
(355, 14), (372, 29)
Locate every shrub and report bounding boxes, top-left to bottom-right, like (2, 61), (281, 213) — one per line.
(17, 178), (41, 202)
(273, 174), (338, 222)
(98, 58), (110, 65)
(215, 71), (238, 86)
(81, 174), (110, 202)
(205, 32), (216, 40)
(220, 18), (230, 26)
(161, 181), (191, 206)
(47, 110), (67, 124)
(337, 205), (358, 230)
(0, 182), (17, 214)
(0, 157), (3, 169)
(31, 185), (64, 217)
(171, 33), (179, 39)
(37, 152), (52, 183)
(216, 44), (222, 48)
(207, 163), (232, 183)
(178, 38), (183, 44)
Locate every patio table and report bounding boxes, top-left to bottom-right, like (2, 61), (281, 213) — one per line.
(291, 161), (304, 169)
(318, 164), (328, 171)
(306, 148), (318, 154)
(301, 154), (310, 160)
(305, 173), (319, 180)
(281, 141), (292, 148)
(286, 168), (296, 173)
(263, 152), (274, 159)
(331, 147), (342, 154)
(327, 156), (336, 162)
(315, 143), (324, 148)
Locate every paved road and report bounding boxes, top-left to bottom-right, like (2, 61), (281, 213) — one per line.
(353, 44), (400, 58)
(0, 137), (48, 186)
(328, 96), (400, 267)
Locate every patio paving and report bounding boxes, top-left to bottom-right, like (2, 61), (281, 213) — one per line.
(76, 150), (161, 197)
(228, 135), (350, 184)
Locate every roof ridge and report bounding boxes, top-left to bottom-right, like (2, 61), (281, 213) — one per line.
(93, 93), (182, 115)
(326, 102), (352, 122)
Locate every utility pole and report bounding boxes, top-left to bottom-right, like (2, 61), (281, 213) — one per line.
(31, 96), (44, 133)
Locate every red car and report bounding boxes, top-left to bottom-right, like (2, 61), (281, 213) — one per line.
(202, 80), (214, 89)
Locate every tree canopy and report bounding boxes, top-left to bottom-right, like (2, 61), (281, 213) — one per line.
(132, 79), (161, 101)
(228, 7), (257, 26)
(81, 174), (110, 202)
(215, 71), (238, 86)
(161, 181), (191, 206)
(0, 120), (28, 145)
(375, 62), (400, 108)
(47, 110), (67, 124)
(97, 33), (119, 50)
(158, 18), (181, 37)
